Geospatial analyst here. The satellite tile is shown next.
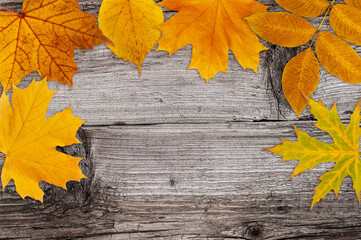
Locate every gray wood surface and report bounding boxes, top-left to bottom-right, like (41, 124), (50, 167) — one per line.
(1, 0), (361, 239)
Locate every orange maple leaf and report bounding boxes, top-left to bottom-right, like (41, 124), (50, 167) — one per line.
(157, 0), (269, 81)
(0, 0), (105, 92)
(0, 79), (86, 202)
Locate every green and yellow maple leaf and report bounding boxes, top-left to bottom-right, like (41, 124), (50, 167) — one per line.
(267, 97), (361, 208)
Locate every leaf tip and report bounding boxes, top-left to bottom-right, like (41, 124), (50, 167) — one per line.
(295, 109), (302, 118)
(263, 147), (273, 152)
(356, 190), (361, 203)
(252, 66), (259, 75)
(310, 198), (319, 210)
(158, 1), (165, 7)
(355, 99), (361, 111)
(309, 204), (314, 211)
(103, 36), (114, 46)
(301, 91), (310, 102)
(137, 64), (142, 76)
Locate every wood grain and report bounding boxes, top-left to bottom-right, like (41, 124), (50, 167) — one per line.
(1, 0), (361, 239)
(1, 122), (361, 239)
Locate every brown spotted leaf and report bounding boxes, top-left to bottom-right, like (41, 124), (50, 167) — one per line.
(0, 0), (105, 92)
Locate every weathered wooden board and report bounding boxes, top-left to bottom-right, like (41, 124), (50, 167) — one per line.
(1, 0), (361, 239)
(1, 122), (361, 239)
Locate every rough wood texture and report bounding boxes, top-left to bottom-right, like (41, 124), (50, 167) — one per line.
(2, 123), (361, 239)
(1, 0), (361, 239)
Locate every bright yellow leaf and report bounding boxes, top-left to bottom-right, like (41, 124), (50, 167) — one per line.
(275, 0), (330, 18)
(267, 97), (361, 209)
(345, 0), (361, 10)
(330, 4), (361, 46)
(0, 0), (105, 93)
(246, 12), (316, 47)
(315, 31), (361, 84)
(0, 79), (86, 202)
(282, 48), (319, 117)
(98, 0), (164, 73)
(157, 0), (269, 81)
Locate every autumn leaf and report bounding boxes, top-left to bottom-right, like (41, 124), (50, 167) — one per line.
(0, 78), (86, 202)
(157, 0), (269, 81)
(315, 31), (361, 84)
(274, 0), (329, 18)
(330, 4), (361, 46)
(98, 0), (164, 73)
(247, 1), (361, 116)
(267, 97), (361, 208)
(282, 48), (319, 117)
(345, 0), (361, 9)
(246, 12), (316, 48)
(0, 0), (105, 92)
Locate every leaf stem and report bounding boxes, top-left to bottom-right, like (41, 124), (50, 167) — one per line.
(318, 1), (335, 31)
(0, 7), (17, 14)
(0, 155), (6, 159)
(310, 34), (318, 48)
(310, 0), (336, 47)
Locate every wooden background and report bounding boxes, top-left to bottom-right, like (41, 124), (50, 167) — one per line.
(1, 0), (361, 239)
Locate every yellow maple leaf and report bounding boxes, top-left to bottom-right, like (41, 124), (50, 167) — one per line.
(0, 78), (86, 202)
(98, 0), (164, 73)
(157, 0), (269, 81)
(0, 0), (105, 93)
(267, 97), (361, 209)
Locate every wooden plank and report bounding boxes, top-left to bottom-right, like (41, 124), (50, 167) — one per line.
(1, 122), (361, 239)
(1, 0), (361, 239)
(1, 0), (361, 125)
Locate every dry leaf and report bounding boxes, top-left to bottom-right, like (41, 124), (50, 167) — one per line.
(330, 4), (361, 46)
(345, 0), (361, 9)
(246, 12), (316, 47)
(0, 79), (86, 202)
(157, 0), (269, 81)
(275, 0), (329, 18)
(0, 0), (105, 92)
(282, 48), (319, 117)
(267, 97), (361, 208)
(99, 0), (164, 72)
(248, 2), (361, 116)
(315, 31), (361, 84)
